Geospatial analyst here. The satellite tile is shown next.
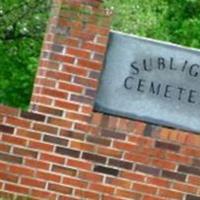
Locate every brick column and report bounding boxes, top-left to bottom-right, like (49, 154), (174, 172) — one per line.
(30, 0), (110, 119)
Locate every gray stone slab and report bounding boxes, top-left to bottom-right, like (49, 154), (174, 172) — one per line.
(95, 31), (200, 134)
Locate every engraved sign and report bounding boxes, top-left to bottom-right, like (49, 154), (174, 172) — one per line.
(95, 31), (200, 133)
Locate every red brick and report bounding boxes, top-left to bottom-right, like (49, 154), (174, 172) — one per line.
(39, 59), (59, 69)
(151, 158), (176, 170)
(2, 134), (27, 146)
(79, 171), (103, 183)
(74, 76), (98, 89)
(56, 20), (81, 30)
(52, 165), (77, 177)
(0, 172), (18, 183)
(87, 24), (109, 36)
(58, 195), (79, 200)
(71, 30), (95, 41)
(0, 115), (3, 123)
(97, 146), (122, 158)
(90, 126), (101, 135)
(55, 100), (79, 111)
(78, 58), (102, 70)
(0, 105), (19, 116)
(6, 116), (31, 128)
(143, 195), (166, 200)
(0, 143), (11, 153)
(75, 189), (100, 200)
(117, 119), (130, 132)
(177, 131), (188, 144)
(82, 42), (106, 54)
(67, 158), (92, 170)
(91, 113), (103, 126)
(5, 183), (29, 194)
(40, 152), (65, 164)
(37, 105), (63, 116)
(0, 161), (9, 171)
(74, 122), (92, 133)
(13, 147), (38, 159)
(80, 105), (93, 114)
(63, 176), (88, 188)
(181, 147), (200, 157)
(173, 182), (198, 194)
(116, 189), (142, 199)
(120, 171), (146, 182)
(48, 183), (73, 195)
(158, 128), (170, 140)
(31, 95), (53, 105)
(35, 77), (56, 87)
(60, 195), (80, 200)
(16, 128), (41, 140)
(47, 117), (72, 128)
(67, 112), (90, 122)
(21, 177), (46, 189)
(59, 129), (84, 141)
(106, 177), (131, 189)
(70, 141), (95, 152)
(146, 177), (170, 188)
(36, 171), (61, 182)
(50, 53), (75, 64)
(33, 123), (58, 134)
(142, 147), (166, 158)
(28, 140), (54, 152)
(59, 82), (83, 93)
(89, 183), (115, 194)
(62, 64), (88, 76)
(53, 36), (79, 47)
(188, 175), (200, 186)
(132, 121), (146, 135)
(168, 131), (179, 142)
(133, 183), (157, 195)
(128, 135), (154, 147)
(25, 158), (50, 170)
(186, 134), (200, 147)
(31, 189), (57, 200)
(113, 140), (138, 152)
(68, 47), (91, 58)
(166, 152), (192, 165)
(65, 38), (79, 47)
(42, 87), (68, 99)
(124, 152), (150, 164)
(102, 195), (124, 200)
(96, 36), (108, 45)
(159, 188), (183, 199)
(9, 165), (34, 177)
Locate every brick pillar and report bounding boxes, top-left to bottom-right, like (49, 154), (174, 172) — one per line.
(30, 0), (110, 121)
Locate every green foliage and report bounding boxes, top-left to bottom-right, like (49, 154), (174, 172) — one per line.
(0, 39), (39, 109)
(0, 0), (51, 109)
(104, 0), (200, 48)
(1, 0), (200, 108)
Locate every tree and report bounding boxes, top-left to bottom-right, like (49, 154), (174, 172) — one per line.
(0, 0), (51, 109)
(104, 0), (200, 48)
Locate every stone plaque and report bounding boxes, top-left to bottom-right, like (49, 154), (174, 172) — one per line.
(95, 31), (200, 133)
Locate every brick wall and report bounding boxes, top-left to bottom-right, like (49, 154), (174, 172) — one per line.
(0, 0), (200, 199)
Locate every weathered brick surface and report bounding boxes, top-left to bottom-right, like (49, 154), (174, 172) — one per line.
(0, 0), (200, 199)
